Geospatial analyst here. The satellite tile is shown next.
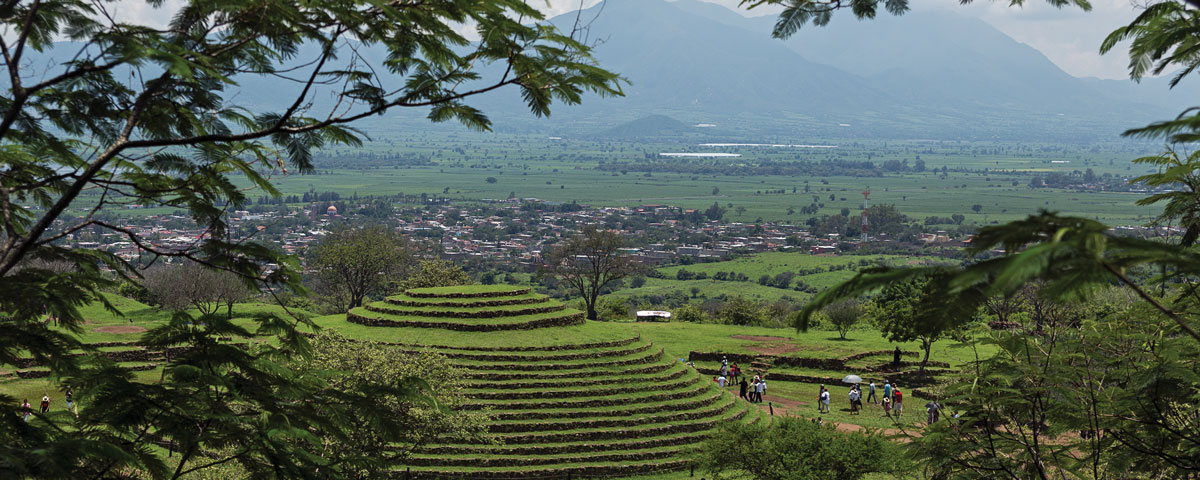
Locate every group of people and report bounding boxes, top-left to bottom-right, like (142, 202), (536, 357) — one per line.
(20, 389), (74, 422)
(708, 357), (768, 403)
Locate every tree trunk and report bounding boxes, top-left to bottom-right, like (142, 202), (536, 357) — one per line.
(920, 339), (932, 374)
(586, 293), (599, 320)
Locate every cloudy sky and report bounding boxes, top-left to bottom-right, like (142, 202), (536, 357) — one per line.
(541, 0), (1141, 80)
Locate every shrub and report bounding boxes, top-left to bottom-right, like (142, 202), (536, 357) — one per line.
(695, 417), (904, 480)
(674, 304), (705, 323)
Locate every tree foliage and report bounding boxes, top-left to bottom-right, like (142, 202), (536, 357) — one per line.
(396, 259), (473, 291)
(310, 225), (410, 312)
(696, 416), (903, 480)
(823, 298), (861, 339)
(740, 0), (1090, 38)
(144, 262), (253, 317)
(0, 0), (619, 476)
(544, 226), (642, 320)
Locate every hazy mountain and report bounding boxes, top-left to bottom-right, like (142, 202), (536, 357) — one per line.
(528, 0), (1182, 141)
(595, 115), (693, 139)
(25, 0), (1193, 141)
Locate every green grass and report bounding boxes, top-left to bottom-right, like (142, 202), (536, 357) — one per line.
(310, 315), (637, 348)
(406, 284), (529, 295)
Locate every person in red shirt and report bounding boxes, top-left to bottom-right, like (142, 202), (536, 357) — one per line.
(892, 388), (904, 417)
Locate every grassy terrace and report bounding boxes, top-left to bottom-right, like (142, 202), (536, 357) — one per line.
(342, 285), (760, 478)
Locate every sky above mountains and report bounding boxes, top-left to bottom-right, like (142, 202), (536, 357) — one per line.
(540, 0), (1140, 81)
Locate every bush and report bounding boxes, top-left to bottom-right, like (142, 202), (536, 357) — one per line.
(717, 296), (764, 326)
(630, 276), (647, 288)
(695, 417), (904, 480)
(674, 304), (705, 323)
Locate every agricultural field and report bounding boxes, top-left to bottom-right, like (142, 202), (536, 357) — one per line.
(211, 131), (1163, 226)
(611, 252), (950, 304)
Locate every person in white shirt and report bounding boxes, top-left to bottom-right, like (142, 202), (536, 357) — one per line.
(717, 375), (726, 388)
(819, 387), (831, 413)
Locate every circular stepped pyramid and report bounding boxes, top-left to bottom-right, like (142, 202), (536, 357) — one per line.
(348, 285), (585, 331)
(346, 285), (768, 479)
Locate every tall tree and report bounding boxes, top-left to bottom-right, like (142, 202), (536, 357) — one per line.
(865, 275), (974, 372)
(143, 262), (252, 317)
(310, 225), (411, 311)
(0, 0), (620, 476)
(823, 298), (861, 340)
(544, 226), (642, 320)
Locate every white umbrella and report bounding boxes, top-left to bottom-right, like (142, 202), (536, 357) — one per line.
(842, 374), (863, 384)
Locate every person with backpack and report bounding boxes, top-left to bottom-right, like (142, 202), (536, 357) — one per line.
(817, 385), (830, 413)
(848, 386), (861, 415)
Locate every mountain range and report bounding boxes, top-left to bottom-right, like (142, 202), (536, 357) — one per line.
(483, 0), (1195, 142)
(23, 0), (1194, 142)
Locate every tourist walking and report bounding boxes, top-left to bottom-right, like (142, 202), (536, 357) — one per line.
(20, 399), (31, 422)
(730, 363), (740, 384)
(926, 399), (941, 424)
(717, 374), (726, 389)
(40, 395), (49, 414)
(65, 388), (73, 410)
(883, 381), (892, 403)
(882, 396), (892, 416)
(754, 379), (765, 403)
(848, 386), (860, 415)
(739, 378), (749, 400)
(867, 381), (877, 404)
(893, 388), (904, 418)
(817, 385), (830, 413)
(893, 347), (902, 367)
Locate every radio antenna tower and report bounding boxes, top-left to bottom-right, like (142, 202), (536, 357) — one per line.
(860, 189), (870, 242)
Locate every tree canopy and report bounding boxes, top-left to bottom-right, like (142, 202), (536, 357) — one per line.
(0, 0), (620, 477)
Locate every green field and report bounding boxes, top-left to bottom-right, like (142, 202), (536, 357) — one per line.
(611, 252), (949, 304)
(172, 132), (1165, 226)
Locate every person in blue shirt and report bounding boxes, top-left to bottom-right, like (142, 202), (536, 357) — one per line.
(883, 381), (893, 403)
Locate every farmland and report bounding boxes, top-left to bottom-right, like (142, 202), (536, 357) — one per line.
(209, 130), (1162, 226)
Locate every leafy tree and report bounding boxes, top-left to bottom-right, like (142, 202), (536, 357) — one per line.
(310, 225), (410, 312)
(486, 177), (498, 184)
(544, 226), (642, 320)
(862, 275), (974, 372)
(630, 276), (647, 288)
(1128, 149), (1200, 246)
(951, 213), (966, 225)
(287, 331), (493, 472)
(717, 295), (764, 326)
(674, 304), (705, 323)
(696, 417), (903, 480)
(823, 298), (861, 339)
(397, 259), (473, 291)
(971, 204), (983, 213)
(705, 201), (727, 221)
(0, 0), (619, 476)
(800, 213), (1200, 476)
(143, 262), (252, 317)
